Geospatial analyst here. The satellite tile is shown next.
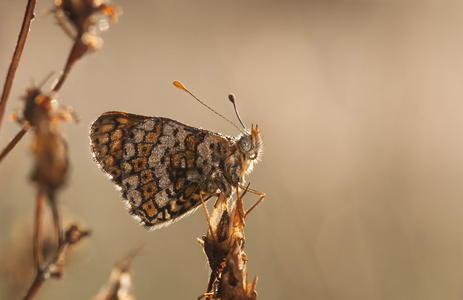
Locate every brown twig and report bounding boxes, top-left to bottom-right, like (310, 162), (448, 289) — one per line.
(0, 1), (122, 299)
(22, 270), (44, 300)
(51, 0), (122, 93)
(93, 246), (143, 300)
(49, 193), (63, 247)
(23, 224), (90, 300)
(51, 37), (87, 93)
(33, 187), (45, 270)
(0, 0), (120, 163)
(0, 0), (36, 133)
(0, 126), (28, 163)
(198, 184), (262, 299)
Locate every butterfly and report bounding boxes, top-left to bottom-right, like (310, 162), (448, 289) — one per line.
(89, 82), (263, 229)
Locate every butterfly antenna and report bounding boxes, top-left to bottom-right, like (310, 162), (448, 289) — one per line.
(173, 81), (244, 133)
(228, 94), (246, 129)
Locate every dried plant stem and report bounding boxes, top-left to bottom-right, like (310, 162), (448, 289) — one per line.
(24, 187), (46, 300)
(33, 187), (45, 270)
(49, 194), (63, 247)
(22, 270), (44, 300)
(52, 38), (87, 93)
(0, 0), (36, 133)
(197, 183), (264, 299)
(0, 126), (28, 163)
(23, 224), (90, 300)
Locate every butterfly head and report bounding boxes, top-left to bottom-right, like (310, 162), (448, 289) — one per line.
(173, 81), (263, 188)
(237, 124), (263, 176)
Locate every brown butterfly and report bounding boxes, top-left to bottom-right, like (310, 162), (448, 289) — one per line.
(89, 82), (264, 229)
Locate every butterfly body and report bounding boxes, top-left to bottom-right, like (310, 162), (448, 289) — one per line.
(90, 111), (262, 229)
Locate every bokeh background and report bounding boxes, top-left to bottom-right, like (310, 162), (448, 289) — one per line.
(1, 1), (462, 299)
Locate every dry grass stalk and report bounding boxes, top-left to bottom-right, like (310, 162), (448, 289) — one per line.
(93, 247), (142, 300)
(0, 0), (121, 163)
(52, 0), (121, 92)
(16, 77), (86, 300)
(23, 224), (90, 300)
(0, 0), (36, 134)
(198, 184), (264, 300)
(0, 1), (120, 299)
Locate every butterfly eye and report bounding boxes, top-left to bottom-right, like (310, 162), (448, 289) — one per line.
(239, 136), (252, 152)
(250, 153), (258, 160)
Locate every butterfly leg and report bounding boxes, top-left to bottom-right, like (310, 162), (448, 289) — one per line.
(234, 183), (250, 224)
(199, 191), (222, 238)
(238, 184), (265, 218)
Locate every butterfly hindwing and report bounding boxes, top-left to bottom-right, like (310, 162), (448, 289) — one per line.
(90, 111), (148, 186)
(117, 117), (227, 228)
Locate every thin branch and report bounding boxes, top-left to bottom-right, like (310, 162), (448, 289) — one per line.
(23, 224), (90, 300)
(0, 0), (37, 133)
(49, 193), (63, 248)
(0, 126), (28, 163)
(51, 39), (87, 93)
(22, 271), (44, 300)
(93, 246), (142, 300)
(33, 187), (45, 270)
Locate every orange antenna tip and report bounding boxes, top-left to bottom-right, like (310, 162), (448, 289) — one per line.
(173, 81), (186, 91)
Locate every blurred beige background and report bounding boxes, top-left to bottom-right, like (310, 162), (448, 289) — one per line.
(1, 0), (462, 299)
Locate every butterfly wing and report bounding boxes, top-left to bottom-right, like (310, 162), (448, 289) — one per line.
(91, 112), (233, 229)
(90, 111), (148, 186)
